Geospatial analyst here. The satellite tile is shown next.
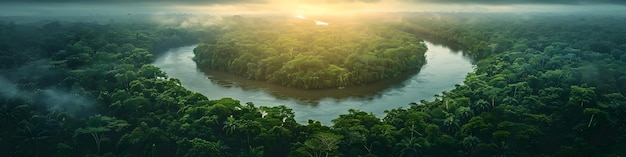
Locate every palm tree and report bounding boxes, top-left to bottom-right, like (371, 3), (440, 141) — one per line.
(503, 96), (519, 105)
(494, 141), (513, 157)
(472, 99), (490, 113)
(208, 140), (230, 157)
(455, 106), (474, 123)
(222, 117), (239, 135)
(14, 120), (50, 157)
(239, 120), (262, 147)
(462, 136), (481, 152)
(239, 146), (264, 157)
(443, 114), (460, 133)
(394, 137), (422, 157)
(485, 87), (501, 107)
(0, 104), (30, 127)
(186, 138), (229, 157)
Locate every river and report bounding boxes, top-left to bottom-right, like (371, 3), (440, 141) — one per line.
(153, 41), (474, 125)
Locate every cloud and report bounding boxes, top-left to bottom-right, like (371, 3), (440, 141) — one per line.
(1, 0), (625, 5)
(0, 76), (19, 98)
(0, 0), (267, 5)
(0, 58), (97, 116)
(1, 75), (94, 117)
(0, 0), (625, 16)
(403, 0), (626, 5)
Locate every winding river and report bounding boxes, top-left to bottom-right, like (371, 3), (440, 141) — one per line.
(153, 41), (474, 124)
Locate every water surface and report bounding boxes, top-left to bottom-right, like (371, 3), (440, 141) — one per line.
(153, 41), (474, 124)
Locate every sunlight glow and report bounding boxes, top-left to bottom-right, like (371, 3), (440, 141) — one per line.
(294, 15), (306, 19)
(294, 14), (329, 26)
(169, 0), (606, 16)
(174, 0), (412, 15)
(314, 20), (329, 26)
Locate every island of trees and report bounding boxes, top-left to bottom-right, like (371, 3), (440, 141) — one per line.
(1, 13), (625, 157)
(192, 16), (427, 89)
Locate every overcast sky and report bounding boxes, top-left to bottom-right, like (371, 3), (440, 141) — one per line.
(0, 0), (625, 16)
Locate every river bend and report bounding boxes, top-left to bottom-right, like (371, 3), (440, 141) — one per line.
(153, 41), (474, 124)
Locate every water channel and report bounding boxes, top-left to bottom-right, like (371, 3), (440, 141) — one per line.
(153, 41), (474, 125)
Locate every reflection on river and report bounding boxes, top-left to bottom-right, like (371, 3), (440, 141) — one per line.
(153, 41), (474, 124)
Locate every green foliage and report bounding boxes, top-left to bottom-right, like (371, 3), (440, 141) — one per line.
(396, 12), (626, 156)
(298, 132), (343, 157)
(193, 16), (427, 89)
(2, 13), (626, 157)
(0, 19), (199, 156)
(74, 114), (130, 153)
(181, 138), (230, 157)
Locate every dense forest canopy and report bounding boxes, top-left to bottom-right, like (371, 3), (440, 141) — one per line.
(193, 16), (427, 89)
(1, 12), (626, 157)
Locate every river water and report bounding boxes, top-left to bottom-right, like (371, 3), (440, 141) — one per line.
(153, 41), (474, 125)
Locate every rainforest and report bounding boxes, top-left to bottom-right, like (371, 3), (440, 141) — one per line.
(193, 16), (427, 89)
(2, 4), (626, 157)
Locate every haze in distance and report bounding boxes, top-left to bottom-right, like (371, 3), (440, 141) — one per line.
(1, 0), (625, 16)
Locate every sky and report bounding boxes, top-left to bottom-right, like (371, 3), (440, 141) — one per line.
(0, 0), (625, 16)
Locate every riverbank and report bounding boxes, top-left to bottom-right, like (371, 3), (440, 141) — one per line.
(153, 41), (474, 124)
